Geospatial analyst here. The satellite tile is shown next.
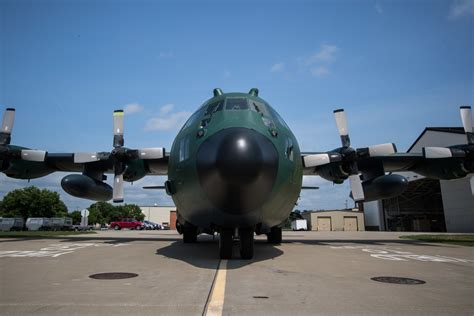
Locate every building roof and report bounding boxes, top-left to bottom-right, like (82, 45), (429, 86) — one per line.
(407, 127), (464, 153)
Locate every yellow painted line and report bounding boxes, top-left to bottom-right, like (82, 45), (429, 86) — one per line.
(204, 260), (228, 316)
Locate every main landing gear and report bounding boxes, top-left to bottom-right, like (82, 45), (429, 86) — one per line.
(219, 227), (254, 260)
(266, 226), (282, 244)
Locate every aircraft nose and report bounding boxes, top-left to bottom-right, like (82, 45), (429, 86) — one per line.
(196, 128), (278, 214)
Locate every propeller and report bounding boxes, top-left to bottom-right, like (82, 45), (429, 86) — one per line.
(0, 108), (15, 145)
(460, 106), (474, 195)
(73, 109), (165, 203)
(460, 106), (473, 145)
(0, 108), (47, 164)
(333, 109), (365, 202)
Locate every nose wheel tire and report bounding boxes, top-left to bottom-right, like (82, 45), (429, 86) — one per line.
(239, 228), (254, 259)
(219, 229), (233, 259)
(266, 226), (282, 244)
(183, 226), (198, 243)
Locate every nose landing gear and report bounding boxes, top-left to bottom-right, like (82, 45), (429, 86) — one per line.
(219, 227), (255, 259)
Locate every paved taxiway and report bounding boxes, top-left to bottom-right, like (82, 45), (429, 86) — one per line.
(1, 230), (473, 315)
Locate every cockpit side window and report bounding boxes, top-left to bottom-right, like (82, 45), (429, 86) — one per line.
(250, 100), (271, 117)
(179, 136), (190, 162)
(285, 138), (294, 161)
(204, 100), (224, 115)
(181, 106), (206, 131)
(225, 98), (249, 110)
(268, 106), (290, 129)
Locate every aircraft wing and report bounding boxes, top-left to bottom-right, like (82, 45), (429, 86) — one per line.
(301, 106), (474, 201)
(0, 108), (169, 203)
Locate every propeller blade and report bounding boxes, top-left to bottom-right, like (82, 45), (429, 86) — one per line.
(349, 174), (364, 202)
(113, 173), (124, 203)
(21, 150), (46, 162)
(137, 147), (165, 159)
(0, 108), (15, 145)
(302, 153), (341, 168)
(423, 147), (452, 158)
(113, 110), (124, 148)
(334, 109), (350, 147)
(74, 152), (100, 163)
(460, 106), (473, 144)
(358, 143), (397, 157)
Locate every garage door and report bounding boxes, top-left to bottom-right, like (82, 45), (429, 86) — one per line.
(317, 217), (331, 231)
(344, 217), (358, 231)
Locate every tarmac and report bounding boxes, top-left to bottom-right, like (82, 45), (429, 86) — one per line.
(0, 230), (473, 315)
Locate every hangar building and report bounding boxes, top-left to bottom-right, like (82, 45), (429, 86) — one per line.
(364, 127), (474, 233)
(301, 210), (365, 231)
(140, 205), (177, 229)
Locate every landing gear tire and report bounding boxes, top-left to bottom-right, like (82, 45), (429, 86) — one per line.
(183, 226), (197, 243)
(219, 229), (233, 259)
(267, 227), (282, 244)
(239, 228), (254, 260)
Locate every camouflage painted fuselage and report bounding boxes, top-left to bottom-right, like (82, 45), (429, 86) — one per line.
(168, 92), (303, 231)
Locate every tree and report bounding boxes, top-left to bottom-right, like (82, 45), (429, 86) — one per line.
(121, 204), (145, 221)
(0, 186), (68, 220)
(85, 202), (144, 224)
(70, 210), (82, 225)
(88, 202), (115, 224)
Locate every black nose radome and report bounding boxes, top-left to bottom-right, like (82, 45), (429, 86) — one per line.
(196, 128), (278, 214)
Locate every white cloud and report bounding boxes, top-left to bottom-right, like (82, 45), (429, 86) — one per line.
(159, 104), (174, 115)
(123, 102), (143, 115)
(375, 3), (383, 14)
(449, 0), (474, 19)
(270, 62), (285, 73)
(305, 44), (338, 65)
(311, 66), (330, 77)
(145, 105), (191, 131)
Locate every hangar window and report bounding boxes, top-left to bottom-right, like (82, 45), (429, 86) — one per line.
(225, 98), (249, 110)
(179, 137), (190, 162)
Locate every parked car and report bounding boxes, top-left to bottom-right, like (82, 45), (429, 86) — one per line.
(50, 217), (73, 231)
(143, 220), (161, 230)
(0, 218), (25, 231)
(72, 224), (95, 231)
(109, 218), (143, 230)
(26, 218), (51, 231)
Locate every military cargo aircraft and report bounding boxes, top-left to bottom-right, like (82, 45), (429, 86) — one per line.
(1, 88), (473, 259)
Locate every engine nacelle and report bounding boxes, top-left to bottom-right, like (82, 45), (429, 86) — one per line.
(316, 162), (348, 184)
(415, 158), (469, 180)
(361, 174), (409, 202)
(61, 174), (112, 201)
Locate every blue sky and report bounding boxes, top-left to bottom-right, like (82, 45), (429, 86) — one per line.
(1, 0), (473, 211)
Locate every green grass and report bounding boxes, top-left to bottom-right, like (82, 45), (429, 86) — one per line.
(400, 234), (474, 246)
(0, 231), (97, 238)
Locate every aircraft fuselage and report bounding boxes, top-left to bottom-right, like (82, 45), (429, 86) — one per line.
(167, 91), (303, 234)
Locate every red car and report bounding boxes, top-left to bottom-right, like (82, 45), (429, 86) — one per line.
(109, 218), (143, 230)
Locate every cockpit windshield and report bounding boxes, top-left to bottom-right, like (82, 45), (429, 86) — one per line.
(225, 98), (249, 110)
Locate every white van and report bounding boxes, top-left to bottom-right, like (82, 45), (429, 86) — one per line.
(0, 218), (25, 231)
(26, 218), (51, 231)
